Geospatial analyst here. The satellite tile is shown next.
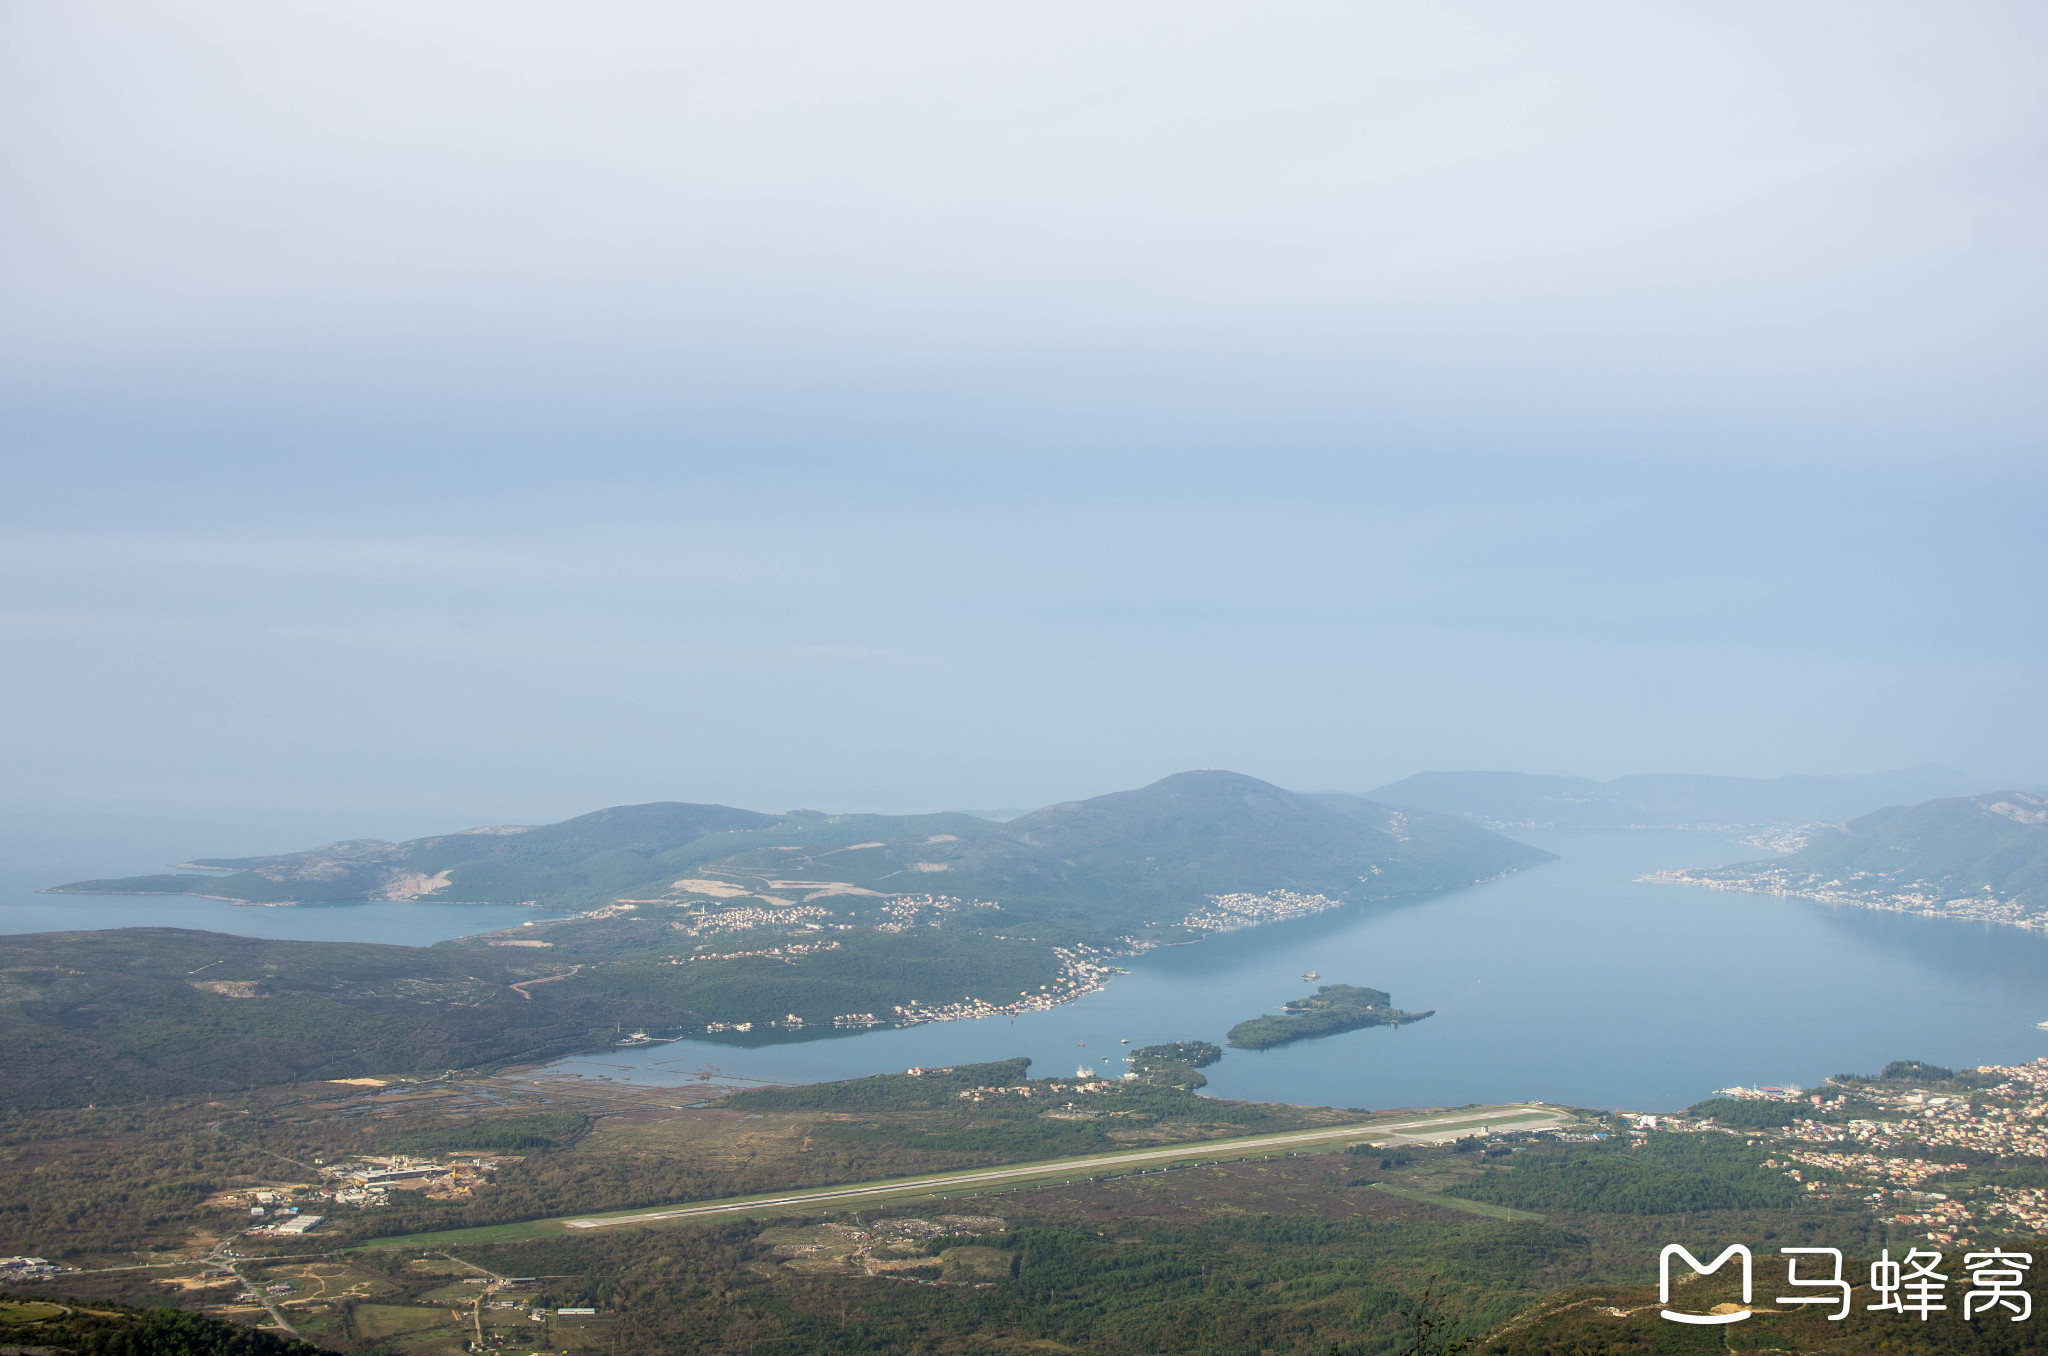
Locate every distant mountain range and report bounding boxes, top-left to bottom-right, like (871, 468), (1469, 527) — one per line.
(1647, 790), (2048, 931)
(1367, 766), (1989, 829)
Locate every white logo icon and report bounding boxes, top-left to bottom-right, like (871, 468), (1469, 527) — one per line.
(1660, 1244), (1752, 1325)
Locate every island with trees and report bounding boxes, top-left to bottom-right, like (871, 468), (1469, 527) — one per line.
(1225, 983), (1433, 1050)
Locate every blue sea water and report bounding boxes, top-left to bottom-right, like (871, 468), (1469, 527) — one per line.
(7, 805), (2046, 1111)
(538, 828), (2048, 1112)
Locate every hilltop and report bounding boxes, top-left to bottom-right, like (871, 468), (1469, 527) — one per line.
(1648, 790), (2048, 930)
(1368, 765), (1985, 829)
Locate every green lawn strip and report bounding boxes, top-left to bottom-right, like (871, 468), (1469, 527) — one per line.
(1367, 1182), (1544, 1221)
(358, 1105), (1563, 1250)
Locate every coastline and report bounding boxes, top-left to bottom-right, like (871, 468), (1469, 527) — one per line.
(1641, 869), (2048, 933)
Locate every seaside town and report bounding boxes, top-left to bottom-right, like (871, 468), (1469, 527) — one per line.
(1641, 1058), (2048, 1244)
(665, 885), (1395, 1036)
(1640, 865), (2046, 932)
(1180, 890), (1346, 933)
(886, 945), (1129, 1028)
(675, 902), (840, 937)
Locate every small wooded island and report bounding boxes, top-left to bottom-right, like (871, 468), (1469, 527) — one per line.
(1225, 983), (1433, 1050)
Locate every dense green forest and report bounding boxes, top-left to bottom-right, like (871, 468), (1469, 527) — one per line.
(0, 1294), (323, 1356)
(722, 1053), (1278, 1163)
(0, 929), (681, 1109)
(0, 927), (1063, 1109)
(1447, 1130), (1807, 1214)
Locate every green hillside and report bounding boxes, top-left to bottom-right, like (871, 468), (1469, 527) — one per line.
(0, 929), (675, 1109)
(45, 803), (985, 909)
(0, 923), (1076, 1110)
(0, 1294), (322, 1356)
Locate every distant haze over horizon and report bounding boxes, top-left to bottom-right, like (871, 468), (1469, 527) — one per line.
(7, 765), (2032, 849)
(3, 3), (2042, 819)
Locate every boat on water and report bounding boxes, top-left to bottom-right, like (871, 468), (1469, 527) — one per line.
(1120, 1038), (1129, 1044)
(2036, 1020), (2048, 1031)
(1300, 971), (1320, 982)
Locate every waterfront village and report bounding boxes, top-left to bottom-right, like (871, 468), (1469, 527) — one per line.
(200, 1155), (517, 1234)
(1179, 889), (1345, 933)
(857, 891), (1365, 1031)
(584, 886), (1360, 1038)
(1629, 1058), (2048, 1245)
(1641, 864), (2048, 932)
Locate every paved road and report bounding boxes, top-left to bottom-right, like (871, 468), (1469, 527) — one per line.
(563, 1105), (1564, 1230)
(219, 1257), (301, 1338)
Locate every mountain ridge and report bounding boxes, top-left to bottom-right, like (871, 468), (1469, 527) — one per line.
(47, 771), (1549, 933)
(1367, 765), (1987, 829)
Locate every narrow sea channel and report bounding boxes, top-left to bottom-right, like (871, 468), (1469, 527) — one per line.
(536, 829), (2048, 1112)
(11, 808), (2046, 1112)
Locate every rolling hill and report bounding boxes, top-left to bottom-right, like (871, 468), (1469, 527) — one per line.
(46, 771), (1547, 940)
(42, 801), (978, 909)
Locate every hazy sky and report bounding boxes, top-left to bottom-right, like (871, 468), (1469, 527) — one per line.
(3, 2), (2044, 824)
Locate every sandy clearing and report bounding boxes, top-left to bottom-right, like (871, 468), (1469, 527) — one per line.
(379, 870), (454, 900)
(673, 879), (751, 897)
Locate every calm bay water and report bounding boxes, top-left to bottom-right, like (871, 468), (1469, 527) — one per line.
(539, 829), (2048, 1112)
(7, 807), (2046, 1111)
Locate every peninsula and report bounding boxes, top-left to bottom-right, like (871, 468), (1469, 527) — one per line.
(16, 773), (1543, 1107)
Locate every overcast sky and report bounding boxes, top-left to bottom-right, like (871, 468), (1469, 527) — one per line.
(2, 1), (2044, 825)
